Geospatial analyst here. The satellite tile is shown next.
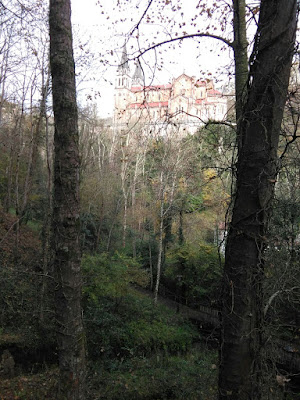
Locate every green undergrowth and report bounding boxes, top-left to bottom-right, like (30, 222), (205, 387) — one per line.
(82, 252), (218, 399)
(82, 253), (199, 359)
(88, 347), (218, 400)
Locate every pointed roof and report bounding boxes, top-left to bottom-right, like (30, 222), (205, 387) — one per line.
(132, 60), (143, 84)
(118, 42), (130, 72)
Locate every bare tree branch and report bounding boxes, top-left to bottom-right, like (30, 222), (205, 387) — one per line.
(205, 119), (236, 131)
(264, 287), (300, 316)
(129, 0), (154, 36)
(280, 113), (300, 160)
(132, 33), (233, 60)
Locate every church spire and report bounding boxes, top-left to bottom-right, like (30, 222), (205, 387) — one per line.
(132, 60), (144, 86)
(116, 42), (131, 89)
(117, 42), (130, 74)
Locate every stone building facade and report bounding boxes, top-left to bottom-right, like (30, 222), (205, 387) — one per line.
(114, 45), (228, 134)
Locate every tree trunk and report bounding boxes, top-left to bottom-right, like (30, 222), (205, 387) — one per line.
(49, 0), (86, 398)
(154, 200), (164, 305)
(121, 148), (129, 248)
(178, 207), (184, 245)
(149, 236), (154, 291)
(154, 171), (165, 305)
(219, 1), (298, 399)
(40, 115), (52, 322)
(131, 154), (140, 258)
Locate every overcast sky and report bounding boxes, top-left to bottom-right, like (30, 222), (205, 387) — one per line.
(71, 0), (234, 118)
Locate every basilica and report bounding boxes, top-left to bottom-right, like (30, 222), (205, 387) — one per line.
(113, 45), (228, 135)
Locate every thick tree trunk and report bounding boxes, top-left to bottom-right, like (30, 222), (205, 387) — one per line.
(219, 1), (298, 399)
(49, 0), (86, 399)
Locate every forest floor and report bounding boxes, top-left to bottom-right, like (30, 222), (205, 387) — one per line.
(133, 285), (220, 329)
(0, 368), (58, 400)
(0, 210), (298, 399)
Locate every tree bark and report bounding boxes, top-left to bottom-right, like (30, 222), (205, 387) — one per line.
(219, 1), (298, 399)
(49, 0), (86, 398)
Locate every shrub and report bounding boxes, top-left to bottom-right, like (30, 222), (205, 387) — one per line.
(165, 243), (223, 307)
(82, 253), (197, 360)
(89, 347), (218, 400)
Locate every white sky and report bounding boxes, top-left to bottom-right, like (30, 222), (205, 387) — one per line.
(71, 0), (234, 118)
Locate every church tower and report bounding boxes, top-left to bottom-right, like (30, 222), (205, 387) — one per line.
(115, 43), (131, 89)
(114, 43), (132, 125)
(132, 60), (144, 87)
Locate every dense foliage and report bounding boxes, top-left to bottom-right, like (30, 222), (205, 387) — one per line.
(165, 243), (223, 307)
(82, 253), (197, 359)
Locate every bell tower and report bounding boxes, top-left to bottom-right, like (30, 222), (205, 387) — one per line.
(115, 43), (131, 89)
(132, 60), (144, 87)
(114, 43), (132, 125)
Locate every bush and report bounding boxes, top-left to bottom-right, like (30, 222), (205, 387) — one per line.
(124, 319), (195, 354)
(89, 346), (218, 400)
(165, 243), (223, 307)
(82, 253), (197, 360)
